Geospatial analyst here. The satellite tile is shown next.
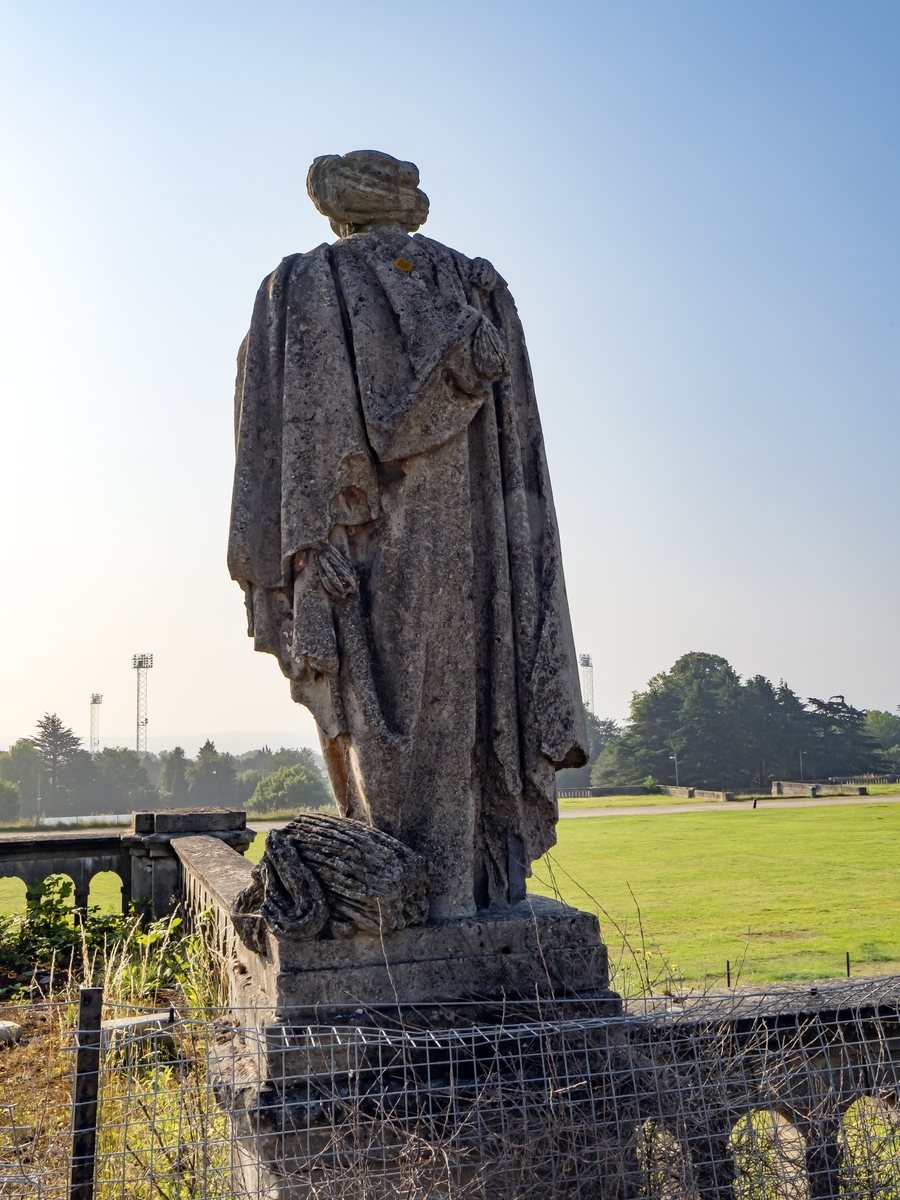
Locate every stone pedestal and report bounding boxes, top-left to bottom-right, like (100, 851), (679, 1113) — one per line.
(212, 965), (620, 1200)
(177, 835), (619, 1198)
(231, 894), (612, 1017)
(224, 891), (617, 1197)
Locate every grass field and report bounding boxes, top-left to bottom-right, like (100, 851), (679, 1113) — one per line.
(242, 802), (900, 988)
(530, 803), (900, 989)
(2, 802), (898, 990)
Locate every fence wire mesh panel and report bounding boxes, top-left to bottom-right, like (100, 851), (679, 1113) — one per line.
(1, 978), (899, 1199)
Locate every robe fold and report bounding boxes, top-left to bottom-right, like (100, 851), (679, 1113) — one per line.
(229, 226), (586, 919)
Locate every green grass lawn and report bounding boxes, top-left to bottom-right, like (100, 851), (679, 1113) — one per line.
(531, 803), (900, 990)
(3, 803), (898, 992)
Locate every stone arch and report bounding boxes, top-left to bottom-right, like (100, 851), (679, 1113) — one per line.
(838, 1095), (900, 1200)
(729, 1109), (809, 1200)
(0, 862), (88, 909)
(29, 871), (78, 908)
(636, 1119), (698, 1200)
(88, 870), (126, 915)
(0, 875), (27, 913)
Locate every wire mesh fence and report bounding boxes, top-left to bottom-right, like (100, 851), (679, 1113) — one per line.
(1, 977), (899, 1199)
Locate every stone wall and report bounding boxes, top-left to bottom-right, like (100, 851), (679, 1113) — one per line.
(772, 781), (868, 797)
(557, 786), (647, 798)
(656, 787), (737, 801)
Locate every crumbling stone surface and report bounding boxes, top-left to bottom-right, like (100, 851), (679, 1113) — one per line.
(232, 813), (429, 950)
(228, 149), (587, 921)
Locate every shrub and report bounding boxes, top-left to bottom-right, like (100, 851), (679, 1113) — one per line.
(0, 875), (224, 1005)
(0, 875), (129, 979)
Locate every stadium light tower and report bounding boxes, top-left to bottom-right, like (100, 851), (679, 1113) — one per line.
(89, 694), (103, 754)
(579, 653), (594, 714)
(132, 654), (153, 753)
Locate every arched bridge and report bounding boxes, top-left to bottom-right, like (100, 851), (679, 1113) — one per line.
(0, 809), (254, 915)
(0, 829), (132, 910)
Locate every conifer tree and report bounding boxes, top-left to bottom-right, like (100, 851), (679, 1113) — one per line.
(30, 713), (81, 806)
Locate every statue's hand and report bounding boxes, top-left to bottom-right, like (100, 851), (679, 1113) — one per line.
(316, 543), (358, 598)
(472, 315), (511, 381)
(442, 315), (511, 402)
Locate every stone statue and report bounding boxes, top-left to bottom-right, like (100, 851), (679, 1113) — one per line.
(228, 150), (587, 923)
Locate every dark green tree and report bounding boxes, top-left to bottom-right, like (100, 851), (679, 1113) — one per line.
(186, 741), (237, 805)
(238, 745), (274, 775)
(138, 752), (162, 790)
(30, 714), (82, 809)
(599, 654), (883, 789)
(0, 740), (42, 816)
(235, 770), (261, 802)
(739, 676), (813, 786)
(62, 750), (101, 816)
(237, 745), (323, 778)
(604, 653), (744, 789)
(804, 696), (883, 780)
(158, 746), (189, 805)
(91, 748), (157, 811)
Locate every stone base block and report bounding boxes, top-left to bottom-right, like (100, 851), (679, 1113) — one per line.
(231, 894), (613, 1015)
(211, 994), (624, 1200)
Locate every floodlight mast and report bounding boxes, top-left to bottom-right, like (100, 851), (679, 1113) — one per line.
(578, 653), (594, 714)
(89, 694), (103, 754)
(132, 654), (153, 753)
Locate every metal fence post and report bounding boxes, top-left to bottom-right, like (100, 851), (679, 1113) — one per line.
(69, 985), (103, 1200)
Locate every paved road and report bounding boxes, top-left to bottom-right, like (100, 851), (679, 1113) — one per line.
(245, 793), (900, 833)
(555, 794), (900, 819)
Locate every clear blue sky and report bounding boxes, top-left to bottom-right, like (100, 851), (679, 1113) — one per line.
(1, 1), (898, 752)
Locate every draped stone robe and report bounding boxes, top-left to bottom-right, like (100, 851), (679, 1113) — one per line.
(228, 226), (586, 920)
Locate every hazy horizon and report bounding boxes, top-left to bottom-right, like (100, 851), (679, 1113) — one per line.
(0, 727), (322, 759)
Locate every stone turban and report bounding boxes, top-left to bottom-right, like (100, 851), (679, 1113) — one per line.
(306, 150), (430, 237)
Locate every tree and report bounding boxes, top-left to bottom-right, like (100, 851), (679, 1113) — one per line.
(0, 779), (20, 823)
(739, 676), (811, 787)
(92, 748), (157, 811)
(237, 745), (324, 778)
(603, 653), (745, 789)
(158, 747), (189, 806)
(864, 710), (900, 772)
(0, 740), (42, 816)
(596, 653), (882, 790)
(186, 741), (237, 805)
(30, 714), (82, 809)
(804, 696), (883, 780)
(235, 745), (327, 802)
(139, 752), (162, 790)
(235, 769), (261, 802)
(558, 710), (621, 787)
(63, 750), (101, 816)
(247, 763), (331, 814)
